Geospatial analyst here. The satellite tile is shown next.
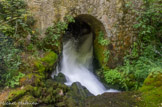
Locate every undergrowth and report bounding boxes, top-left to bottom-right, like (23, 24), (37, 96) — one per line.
(103, 0), (162, 91)
(0, 0), (34, 88)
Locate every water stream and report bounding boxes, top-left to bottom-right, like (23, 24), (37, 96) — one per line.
(53, 33), (118, 96)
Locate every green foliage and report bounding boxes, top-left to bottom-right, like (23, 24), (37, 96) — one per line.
(0, 0), (35, 44)
(41, 51), (58, 68)
(104, 69), (128, 90)
(104, 44), (162, 91)
(7, 89), (27, 102)
(134, 0), (162, 44)
(0, 0), (33, 88)
(34, 51), (58, 78)
(97, 31), (110, 65)
(98, 31), (110, 46)
(0, 34), (25, 87)
(42, 15), (75, 51)
(139, 71), (162, 107)
(103, 50), (110, 63)
(103, 0), (162, 91)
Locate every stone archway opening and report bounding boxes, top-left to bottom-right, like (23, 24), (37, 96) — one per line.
(64, 14), (108, 69)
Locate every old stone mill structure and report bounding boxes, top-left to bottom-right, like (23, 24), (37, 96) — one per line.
(26, 0), (142, 68)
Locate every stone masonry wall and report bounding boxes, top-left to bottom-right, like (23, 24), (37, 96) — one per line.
(26, 0), (142, 68)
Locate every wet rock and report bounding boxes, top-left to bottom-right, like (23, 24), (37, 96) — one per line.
(70, 82), (93, 97)
(85, 92), (141, 107)
(64, 82), (93, 107)
(54, 73), (66, 84)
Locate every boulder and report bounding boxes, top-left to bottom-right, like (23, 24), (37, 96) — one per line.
(54, 73), (66, 84)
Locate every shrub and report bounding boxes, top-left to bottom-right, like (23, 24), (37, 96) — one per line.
(104, 69), (128, 90)
(103, 0), (162, 91)
(0, 0), (33, 88)
(103, 44), (162, 91)
(0, 0), (35, 46)
(0, 34), (24, 87)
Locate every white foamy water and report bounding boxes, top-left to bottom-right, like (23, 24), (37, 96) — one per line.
(52, 33), (118, 96)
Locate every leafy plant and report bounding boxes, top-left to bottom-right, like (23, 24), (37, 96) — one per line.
(42, 15), (75, 52)
(0, 0), (35, 45)
(97, 31), (110, 65)
(98, 31), (110, 46)
(0, 0), (34, 88)
(134, 0), (162, 45)
(103, 50), (110, 63)
(0, 34), (24, 87)
(103, 0), (162, 91)
(104, 44), (162, 90)
(104, 69), (128, 90)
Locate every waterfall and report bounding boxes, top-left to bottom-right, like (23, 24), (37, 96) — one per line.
(53, 33), (118, 96)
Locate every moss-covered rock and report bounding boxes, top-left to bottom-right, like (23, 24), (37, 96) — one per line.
(41, 51), (58, 69)
(6, 79), (70, 106)
(19, 51), (58, 86)
(94, 31), (107, 68)
(7, 89), (27, 102)
(139, 72), (162, 107)
(20, 73), (44, 86)
(85, 92), (141, 107)
(18, 95), (37, 107)
(32, 87), (42, 97)
(54, 73), (66, 84)
(34, 51), (58, 77)
(34, 60), (46, 76)
(64, 82), (93, 107)
(3, 50), (63, 106)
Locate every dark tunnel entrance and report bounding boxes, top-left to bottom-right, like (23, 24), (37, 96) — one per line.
(63, 19), (93, 42)
(63, 15), (108, 70)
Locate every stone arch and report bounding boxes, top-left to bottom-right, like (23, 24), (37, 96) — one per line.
(74, 14), (107, 36)
(67, 14), (109, 68)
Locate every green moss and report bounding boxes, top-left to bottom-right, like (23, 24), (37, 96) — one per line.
(47, 87), (54, 94)
(43, 95), (52, 103)
(54, 73), (66, 83)
(94, 31), (107, 67)
(139, 72), (162, 107)
(45, 79), (58, 87)
(30, 51), (58, 83)
(85, 92), (140, 107)
(33, 87), (42, 97)
(41, 51), (58, 69)
(18, 95), (37, 107)
(34, 51), (58, 75)
(5, 51), (61, 105)
(24, 85), (34, 92)
(57, 102), (66, 107)
(20, 73), (44, 86)
(7, 89), (26, 102)
(34, 60), (45, 74)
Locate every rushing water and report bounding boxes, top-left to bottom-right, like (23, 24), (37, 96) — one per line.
(53, 33), (118, 96)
